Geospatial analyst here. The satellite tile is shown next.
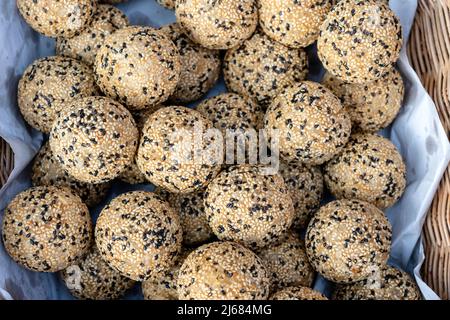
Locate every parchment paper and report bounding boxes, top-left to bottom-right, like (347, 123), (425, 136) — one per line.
(0, 0), (449, 300)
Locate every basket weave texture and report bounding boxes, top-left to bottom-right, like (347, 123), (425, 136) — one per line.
(408, 0), (450, 300)
(0, 0), (449, 300)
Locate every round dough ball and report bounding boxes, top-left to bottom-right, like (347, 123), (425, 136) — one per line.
(156, 0), (176, 9)
(61, 247), (136, 300)
(136, 106), (222, 193)
(17, 0), (96, 38)
(95, 191), (182, 281)
(142, 248), (191, 300)
(18, 56), (97, 133)
(333, 265), (421, 300)
(318, 0), (403, 83)
(94, 26), (181, 110)
(270, 286), (328, 300)
(224, 30), (308, 108)
(177, 241), (270, 300)
(2, 186), (93, 272)
(264, 81), (351, 165)
(305, 199), (392, 284)
(157, 188), (214, 246)
(279, 162), (324, 229)
(159, 23), (221, 103)
(50, 96), (139, 184)
(324, 133), (406, 209)
(56, 4), (129, 66)
(175, 0), (258, 50)
(32, 142), (111, 207)
(258, 0), (332, 48)
(204, 165), (295, 249)
(119, 106), (163, 185)
(322, 69), (404, 133)
(257, 233), (315, 291)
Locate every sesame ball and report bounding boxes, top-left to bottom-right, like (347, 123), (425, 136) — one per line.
(142, 248), (191, 300)
(61, 247), (136, 300)
(257, 233), (315, 291)
(317, 0), (403, 83)
(175, 0), (258, 50)
(157, 188), (214, 246)
(159, 23), (221, 104)
(270, 286), (328, 300)
(16, 0), (96, 38)
(94, 26), (181, 110)
(333, 265), (421, 300)
(177, 241), (270, 300)
(258, 0), (332, 49)
(119, 106), (163, 185)
(279, 162), (324, 229)
(305, 199), (392, 284)
(49, 96), (139, 184)
(95, 191), (182, 281)
(264, 81), (351, 165)
(136, 106), (222, 194)
(56, 5), (129, 66)
(31, 142), (111, 207)
(18, 56), (97, 133)
(324, 133), (406, 209)
(224, 30), (309, 108)
(156, 0), (176, 11)
(322, 69), (404, 133)
(204, 165), (295, 249)
(1, 186), (93, 272)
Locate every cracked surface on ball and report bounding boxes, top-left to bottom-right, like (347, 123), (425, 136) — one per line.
(177, 241), (270, 300)
(18, 56), (97, 133)
(324, 133), (406, 209)
(305, 199), (392, 283)
(318, 0), (403, 83)
(95, 191), (182, 281)
(49, 96), (138, 184)
(2, 186), (93, 272)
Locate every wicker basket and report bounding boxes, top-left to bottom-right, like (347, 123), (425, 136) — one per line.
(1, 0), (449, 299)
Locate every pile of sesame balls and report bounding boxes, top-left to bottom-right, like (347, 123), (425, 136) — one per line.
(1, 0), (422, 300)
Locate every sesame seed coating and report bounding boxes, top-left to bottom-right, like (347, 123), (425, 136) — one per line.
(159, 23), (221, 103)
(95, 191), (183, 281)
(317, 0), (403, 83)
(256, 233), (315, 292)
(258, 0), (332, 49)
(56, 4), (129, 66)
(204, 165), (295, 249)
(32, 142), (111, 207)
(94, 26), (181, 110)
(264, 81), (351, 165)
(119, 106), (163, 185)
(156, 0), (176, 10)
(175, 0), (258, 50)
(333, 265), (421, 300)
(224, 30), (308, 108)
(18, 56), (97, 133)
(16, 0), (96, 38)
(305, 199), (392, 284)
(279, 161), (324, 229)
(99, 0), (127, 3)
(61, 246), (136, 300)
(270, 286), (328, 300)
(49, 96), (139, 184)
(157, 187), (214, 246)
(1, 186), (93, 272)
(136, 106), (222, 194)
(142, 248), (191, 300)
(177, 241), (270, 300)
(322, 68), (404, 133)
(324, 133), (406, 209)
